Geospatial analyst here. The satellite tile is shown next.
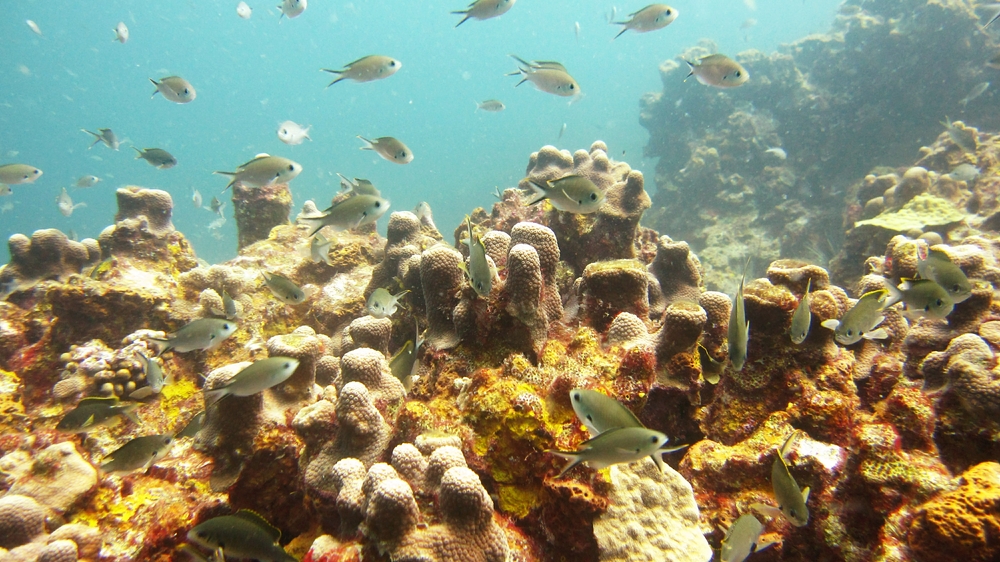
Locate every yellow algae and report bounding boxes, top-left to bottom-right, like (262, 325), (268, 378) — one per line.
(539, 340), (567, 368)
(498, 484), (541, 519)
(159, 377), (198, 418)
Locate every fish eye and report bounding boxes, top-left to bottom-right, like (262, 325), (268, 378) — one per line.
(650, 435), (658, 443)
(735, 71), (742, 77)
(665, 9), (672, 15)
(223, 323), (230, 329)
(936, 299), (943, 306)
(390, 61), (397, 66)
(573, 393), (580, 401)
(375, 201), (382, 208)
(589, 193), (598, 201)
(284, 362), (291, 368)
(288, 164), (295, 171)
(569, 84), (575, 90)
(847, 330), (853, 336)
(183, 88), (189, 94)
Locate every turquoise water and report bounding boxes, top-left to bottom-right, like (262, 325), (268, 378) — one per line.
(1, 0), (840, 265)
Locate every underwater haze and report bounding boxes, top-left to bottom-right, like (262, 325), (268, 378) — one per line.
(0, 0), (840, 265)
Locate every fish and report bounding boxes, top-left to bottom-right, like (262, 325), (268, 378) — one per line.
(820, 288), (889, 345)
(789, 279), (812, 344)
(461, 215), (494, 297)
(298, 194), (390, 236)
(0, 164), (41, 185)
(525, 175), (605, 213)
(133, 147), (177, 169)
(192, 189), (203, 208)
(277, 121), (311, 145)
(216, 154), (302, 190)
(959, 82), (989, 106)
(145, 318), (238, 354)
(237, 1), (253, 19)
(149, 76), (196, 104)
(508, 56), (580, 98)
(322, 55), (401, 86)
(570, 389), (643, 436)
(986, 7), (1000, 28)
(883, 278), (954, 320)
(26, 20), (42, 36)
(764, 147), (787, 160)
(337, 174), (381, 197)
(389, 341), (418, 392)
(57, 188), (86, 217)
(261, 271), (309, 305)
(128, 351), (171, 400)
(74, 175), (100, 188)
(176, 411), (206, 438)
(208, 217), (226, 233)
(728, 257), (751, 370)
(81, 128), (120, 150)
(99, 434), (175, 474)
(720, 514), (775, 562)
(917, 248), (972, 304)
(452, 0), (516, 27)
(548, 426), (671, 478)
(697, 344), (725, 384)
(558, 122), (567, 139)
(612, 4), (678, 39)
(575, 21), (581, 41)
(187, 510), (296, 562)
(221, 290), (238, 320)
(357, 136), (413, 164)
(56, 397), (139, 433)
(367, 287), (409, 318)
(944, 163), (980, 183)
(0, 184), (11, 196)
(204, 357), (301, 405)
(477, 99), (506, 112)
(941, 117), (977, 153)
(296, 233), (334, 266)
(113, 21), (129, 44)
(751, 432), (810, 527)
(278, 0), (307, 20)
(685, 54), (749, 88)
(209, 196), (224, 216)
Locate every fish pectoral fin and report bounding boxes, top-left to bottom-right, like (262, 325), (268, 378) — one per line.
(820, 319), (840, 331)
(864, 328), (889, 340)
(750, 502), (783, 520)
(801, 486), (811, 503)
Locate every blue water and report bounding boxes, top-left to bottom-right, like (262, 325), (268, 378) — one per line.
(0, 0), (840, 265)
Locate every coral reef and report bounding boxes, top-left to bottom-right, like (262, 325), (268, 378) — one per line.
(0, 229), (100, 296)
(232, 182), (292, 250)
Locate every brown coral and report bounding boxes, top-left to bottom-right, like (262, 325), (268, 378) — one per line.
(419, 245), (464, 349)
(0, 229), (100, 294)
(339, 348), (405, 410)
(113, 186), (174, 236)
(0, 495), (47, 549)
(648, 236), (703, 313)
(580, 259), (649, 333)
(232, 182), (292, 249)
(266, 325), (324, 400)
(342, 316), (392, 357)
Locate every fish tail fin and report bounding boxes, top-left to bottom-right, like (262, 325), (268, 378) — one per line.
(525, 180), (549, 206)
(683, 60), (694, 81)
(121, 405), (141, 425)
(453, 13), (471, 27)
(357, 135), (374, 150)
(613, 26), (628, 40)
(750, 502), (783, 521)
(882, 280), (903, 308)
(547, 450), (582, 478)
(299, 214), (328, 238)
(204, 387), (227, 407)
(149, 78), (159, 98)
(132, 147), (143, 159)
(508, 54), (531, 69)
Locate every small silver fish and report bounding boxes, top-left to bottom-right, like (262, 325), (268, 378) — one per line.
(452, 0), (516, 27)
(277, 120), (311, 145)
(74, 175), (100, 188)
(209, 196), (224, 216)
(941, 117), (977, 154)
(917, 248), (972, 304)
(133, 147), (177, 169)
(323, 55), (401, 86)
(685, 54), (749, 88)
(764, 147), (787, 160)
(99, 434), (174, 473)
(389, 320), (422, 392)
(296, 233), (333, 265)
(357, 135), (413, 164)
(0, 164), (42, 184)
(558, 122), (567, 139)
(204, 357), (300, 405)
(56, 397), (139, 433)
(820, 289), (888, 345)
(697, 344), (725, 384)
(720, 514), (776, 562)
(570, 388), (642, 435)
(57, 187), (86, 217)
(944, 163), (980, 183)
(261, 271), (310, 305)
(298, 193), (390, 236)
(0, 184), (11, 196)
(367, 287), (409, 318)
(461, 215), (494, 298)
(192, 189), (203, 208)
(150, 76), (196, 104)
(751, 432), (810, 527)
(477, 99), (506, 112)
(789, 279), (812, 345)
(113, 21), (129, 44)
(177, 411), (206, 438)
(26, 20), (42, 36)
(278, 0), (307, 20)
(221, 290), (238, 320)
(237, 1), (253, 19)
(525, 175), (605, 213)
(188, 510), (296, 562)
(146, 318), (238, 354)
(728, 257), (750, 370)
(508, 56), (580, 98)
(337, 174), (381, 197)
(129, 351), (171, 400)
(548, 426), (671, 478)
(612, 4), (677, 39)
(215, 154), (302, 190)
(81, 128), (119, 150)
(959, 82), (989, 107)
(884, 278), (954, 320)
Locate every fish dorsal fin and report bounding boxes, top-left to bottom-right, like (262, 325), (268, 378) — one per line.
(253, 153), (271, 159)
(820, 318), (840, 331)
(233, 510), (281, 541)
(79, 396), (118, 407)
